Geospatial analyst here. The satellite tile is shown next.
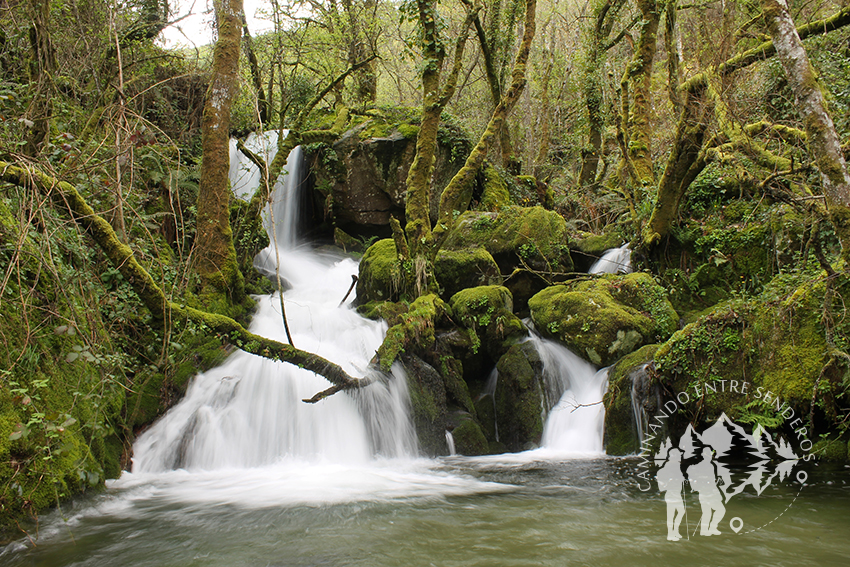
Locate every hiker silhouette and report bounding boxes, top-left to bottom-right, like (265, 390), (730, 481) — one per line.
(687, 447), (726, 536)
(656, 447), (685, 541)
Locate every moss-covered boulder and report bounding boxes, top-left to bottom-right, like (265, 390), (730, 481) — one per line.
(355, 239), (400, 304)
(529, 273), (678, 366)
(400, 353), (449, 457)
(442, 206), (574, 274)
(434, 248), (501, 299)
(449, 285), (526, 359)
(812, 438), (847, 462)
(451, 417), (489, 456)
(494, 341), (546, 451)
(603, 345), (660, 455)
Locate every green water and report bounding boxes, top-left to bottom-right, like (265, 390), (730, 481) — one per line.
(3, 457), (848, 567)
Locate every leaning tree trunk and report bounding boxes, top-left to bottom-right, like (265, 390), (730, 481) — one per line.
(761, 0), (850, 265)
(195, 0), (246, 304)
(433, 0), (536, 246)
(643, 5), (850, 246)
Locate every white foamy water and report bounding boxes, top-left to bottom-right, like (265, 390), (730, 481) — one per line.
(589, 244), (632, 274)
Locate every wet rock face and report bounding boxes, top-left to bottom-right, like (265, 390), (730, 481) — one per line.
(400, 353), (449, 457)
(493, 341), (547, 452)
(309, 118), (467, 234)
(603, 345), (661, 456)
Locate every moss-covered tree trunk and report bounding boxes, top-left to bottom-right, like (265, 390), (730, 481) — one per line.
(578, 0), (626, 188)
(620, 0), (660, 190)
(195, 0), (246, 305)
(25, 0), (55, 157)
(643, 5), (850, 246)
(403, 0), (478, 294)
(433, 0), (536, 246)
(644, 86), (711, 245)
(761, 0), (850, 265)
(341, 0), (378, 103)
(664, 0), (681, 114)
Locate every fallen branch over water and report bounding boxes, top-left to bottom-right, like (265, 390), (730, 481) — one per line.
(0, 160), (366, 402)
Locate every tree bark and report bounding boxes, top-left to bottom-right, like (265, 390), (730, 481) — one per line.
(195, 0), (246, 303)
(620, 0), (660, 190)
(404, 0), (478, 288)
(432, 0), (536, 246)
(761, 0), (850, 265)
(579, 0), (626, 188)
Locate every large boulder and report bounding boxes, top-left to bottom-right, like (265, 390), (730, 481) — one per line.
(355, 239), (400, 304)
(400, 353), (449, 457)
(434, 248), (501, 299)
(442, 206), (574, 274)
(528, 273), (678, 366)
(308, 110), (471, 234)
(449, 285), (526, 360)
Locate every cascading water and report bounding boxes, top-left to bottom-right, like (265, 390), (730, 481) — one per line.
(589, 244), (632, 274)
(132, 132), (416, 474)
(528, 334), (609, 454)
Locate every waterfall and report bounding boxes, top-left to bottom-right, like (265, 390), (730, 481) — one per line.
(132, 132), (416, 473)
(528, 334), (609, 454)
(589, 244), (632, 274)
(445, 431), (457, 456)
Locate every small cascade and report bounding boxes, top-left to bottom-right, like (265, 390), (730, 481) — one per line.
(628, 362), (660, 449)
(132, 132), (416, 473)
(481, 367), (499, 442)
(526, 334), (609, 454)
(589, 244), (632, 274)
(445, 431), (457, 456)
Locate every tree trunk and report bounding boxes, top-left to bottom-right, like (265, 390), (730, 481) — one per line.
(433, 0), (536, 245)
(25, 0), (55, 157)
(644, 86), (711, 245)
(404, 0), (478, 285)
(195, 0), (246, 304)
(241, 13), (269, 124)
(643, 5), (850, 246)
(620, 0), (660, 190)
(761, 0), (850, 265)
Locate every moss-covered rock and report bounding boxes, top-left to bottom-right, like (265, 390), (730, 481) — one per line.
(308, 108), (471, 233)
(529, 273), (678, 366)
(603, 345), (660, 455)
(494, 342), (546, 451)
(442, 206), (574, 274)
(451, 418), (489, 456)
(434, 248), (501, 299)
(477, 162), (511, 211)
(400, 353), (448, 457)
(377, 294), (449, 371)
(449, 286), (526, 359)
(355, 239), (401, 304)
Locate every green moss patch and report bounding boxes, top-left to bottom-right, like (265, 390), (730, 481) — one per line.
(529, 273), (678, 366)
